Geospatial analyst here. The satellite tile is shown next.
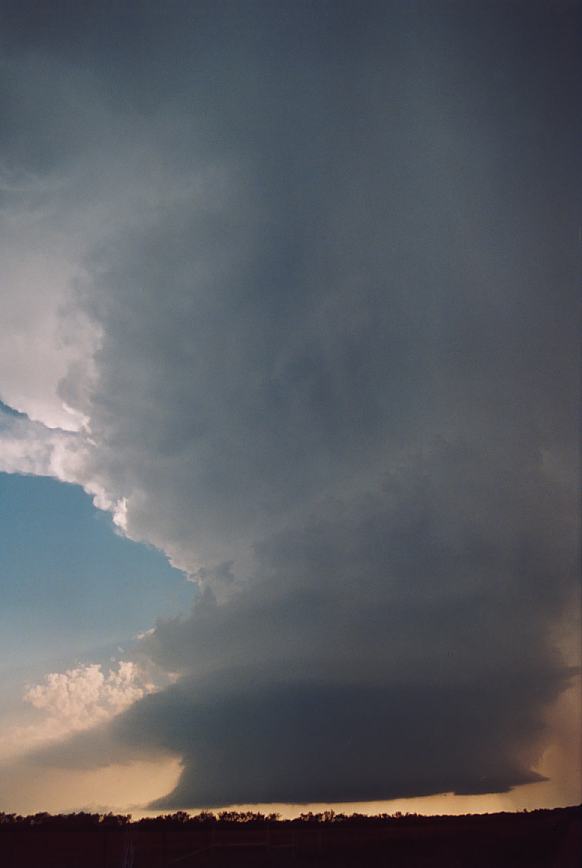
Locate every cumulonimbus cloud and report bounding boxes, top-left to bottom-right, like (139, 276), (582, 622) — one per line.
(30, 437), (578, 806)
(1, 0), (580, 807)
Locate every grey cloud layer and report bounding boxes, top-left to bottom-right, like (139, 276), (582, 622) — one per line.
(32, 438), (578, 806)
(3, 1), (580, 806)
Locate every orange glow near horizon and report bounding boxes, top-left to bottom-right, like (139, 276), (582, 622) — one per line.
(2, 679), (578, 819)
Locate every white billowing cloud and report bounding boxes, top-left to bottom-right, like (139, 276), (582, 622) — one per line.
(0, 662), (156, 767)
(23, 662), (156, 730)
(0, 158), (99, 431)
(0, 410), (126, 526)
(0, 412), (74, 477)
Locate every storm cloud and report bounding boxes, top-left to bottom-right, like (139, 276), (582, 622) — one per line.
(1, 1), (580, 807)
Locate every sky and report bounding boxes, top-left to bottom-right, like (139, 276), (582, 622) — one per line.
(0, 0), (580, 817)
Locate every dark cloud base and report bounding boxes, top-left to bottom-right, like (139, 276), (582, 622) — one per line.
(141, 676), (558, 808)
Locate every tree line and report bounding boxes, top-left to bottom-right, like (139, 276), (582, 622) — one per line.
(0, 805), (579, 828)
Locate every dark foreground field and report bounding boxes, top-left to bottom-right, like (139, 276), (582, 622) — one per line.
(1, 805), (580, 868)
